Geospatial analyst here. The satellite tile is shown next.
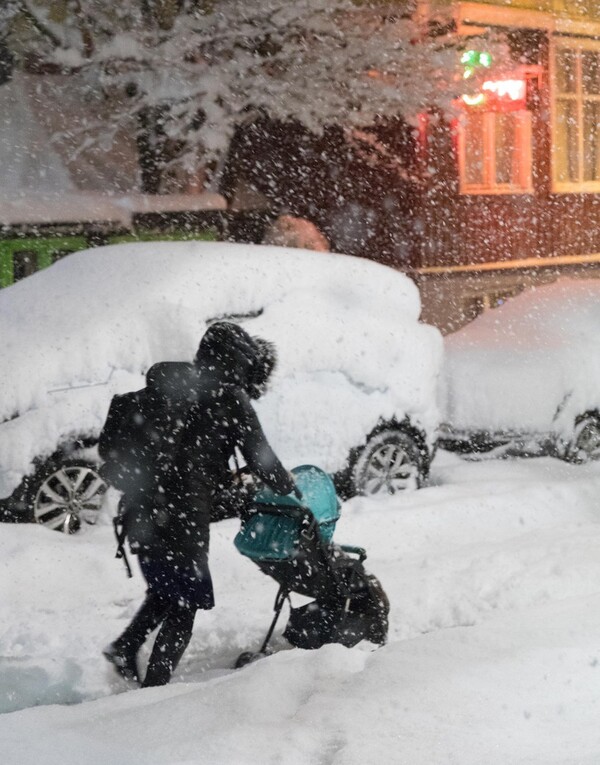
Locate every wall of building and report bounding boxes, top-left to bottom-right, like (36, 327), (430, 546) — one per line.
(407, 2), (600, 271)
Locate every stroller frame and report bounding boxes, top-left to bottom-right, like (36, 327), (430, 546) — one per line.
(234, 477), (388, 668)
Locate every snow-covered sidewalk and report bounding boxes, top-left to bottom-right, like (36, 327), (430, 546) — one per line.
(1, 452), (600, 764)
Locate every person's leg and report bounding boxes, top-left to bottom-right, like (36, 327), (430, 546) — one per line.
(104, 591), (171, 682)
(142, 604), (197, 687)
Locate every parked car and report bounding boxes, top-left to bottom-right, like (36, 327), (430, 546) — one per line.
(439, 278), (600, 462)
(0, 241), (442, 533)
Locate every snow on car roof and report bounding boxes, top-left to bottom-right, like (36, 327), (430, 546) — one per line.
(446, 278), (600, 351)
(442, 278), (600, 433)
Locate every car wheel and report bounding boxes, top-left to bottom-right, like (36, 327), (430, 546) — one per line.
(350, 428), (424, 496)
(28, 460), (107, 533)
(566, 413), (600, 463)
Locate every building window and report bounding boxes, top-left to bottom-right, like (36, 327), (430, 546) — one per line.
(458, 108), (532, 194)
(552, 38), (600, 192)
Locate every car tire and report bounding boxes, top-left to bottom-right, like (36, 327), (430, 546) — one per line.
(344, 428), (425, 497)
(22, 459), (107, 533)
(566, 412), (600, 464)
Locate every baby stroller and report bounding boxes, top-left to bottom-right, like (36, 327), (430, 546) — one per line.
(234, 465), (389, 668)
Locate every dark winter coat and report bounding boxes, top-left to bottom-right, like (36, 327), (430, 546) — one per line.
(98, 361), (199, 553)
(167, 322), (295, 558)
(100, 323), (293, 612)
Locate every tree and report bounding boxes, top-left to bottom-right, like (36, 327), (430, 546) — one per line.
(4, 0), (501, 188)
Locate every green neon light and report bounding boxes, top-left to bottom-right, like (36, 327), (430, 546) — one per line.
(461, 50), (493, 69)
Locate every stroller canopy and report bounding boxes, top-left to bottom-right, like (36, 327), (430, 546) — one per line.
(234, 465), (341, 561)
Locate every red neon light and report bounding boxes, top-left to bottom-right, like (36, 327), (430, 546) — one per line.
(482, 79), (526, 101)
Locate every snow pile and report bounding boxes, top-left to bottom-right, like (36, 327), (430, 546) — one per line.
(1, 453), (600, 763)
(0, 241), (442, 494)
(441, 278), (600, 434)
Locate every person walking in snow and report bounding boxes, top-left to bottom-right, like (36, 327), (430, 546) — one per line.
(103, 322), (296, 687)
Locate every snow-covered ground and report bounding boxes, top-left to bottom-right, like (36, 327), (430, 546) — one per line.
(1, 451), (600, 764)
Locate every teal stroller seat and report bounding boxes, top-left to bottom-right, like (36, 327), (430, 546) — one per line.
(234, 465), (389, 667)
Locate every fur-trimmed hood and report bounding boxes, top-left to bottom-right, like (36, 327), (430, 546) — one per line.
(194, 321), (277, 399)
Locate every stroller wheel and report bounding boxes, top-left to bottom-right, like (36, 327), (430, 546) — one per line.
(234, 648), (272, 669)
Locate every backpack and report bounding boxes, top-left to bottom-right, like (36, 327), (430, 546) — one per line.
(99, 362), (199, 494)
(99, 362), (200, 574)
(98, 390), (151, 494)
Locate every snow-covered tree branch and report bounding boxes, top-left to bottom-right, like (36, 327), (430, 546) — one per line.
(5, 0), (505, 183)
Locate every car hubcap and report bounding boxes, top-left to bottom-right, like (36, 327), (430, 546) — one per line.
(34, 466), (107, 533)
(575, 420), (600, 462)
(361, 443), (418, 494)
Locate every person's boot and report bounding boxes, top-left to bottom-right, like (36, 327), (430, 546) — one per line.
(142, 605), (196, 687)
(103, 642), (140, 682)
(104, 593), (170, 683)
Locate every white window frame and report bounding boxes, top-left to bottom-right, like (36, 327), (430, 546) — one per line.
(457, 108), (533, 195)
(551, 36), (600, 193)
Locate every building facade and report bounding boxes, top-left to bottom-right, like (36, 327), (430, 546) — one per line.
(409, 0), (600, 329)
(417, 0), (600, 265)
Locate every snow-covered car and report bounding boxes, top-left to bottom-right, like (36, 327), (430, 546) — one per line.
(0, 241), (442, 532)
(439, 278), (600, 462)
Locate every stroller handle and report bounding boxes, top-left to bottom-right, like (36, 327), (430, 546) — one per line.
(251, 501), (312, 522)
(338, 544), (367, 562)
